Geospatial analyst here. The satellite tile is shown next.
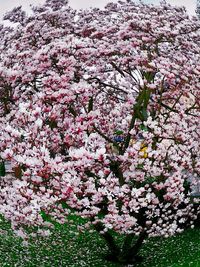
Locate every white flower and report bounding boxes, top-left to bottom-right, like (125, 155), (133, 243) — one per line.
(35, 118), (43, 128)
(19, 103), (29, 113)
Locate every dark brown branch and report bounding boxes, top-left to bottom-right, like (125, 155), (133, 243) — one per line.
(121, 112), (136, 154)
(110, 62), (126, 77)
(87, 77), (128, 94)
(93, 125), (114, 144)
(126, 231), (147, 258)
(94, 223), (120, 257)
(109, 160), (125, 186)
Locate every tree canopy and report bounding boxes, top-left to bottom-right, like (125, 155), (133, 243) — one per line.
(0, 1), (199, 262)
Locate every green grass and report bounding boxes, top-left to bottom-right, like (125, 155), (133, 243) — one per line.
(0, 216), (199, 267)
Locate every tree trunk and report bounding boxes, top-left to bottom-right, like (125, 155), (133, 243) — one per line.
(94, 223), (147, 264)
(94, 223), (120, 260)
(121, 231), (147, 263)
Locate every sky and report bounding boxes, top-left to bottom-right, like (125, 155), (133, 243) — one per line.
(0, 0), (197, 21)
(69, 0), (197, 16)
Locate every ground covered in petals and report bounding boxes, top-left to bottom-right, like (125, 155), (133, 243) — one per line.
(0, 216), (199, 267)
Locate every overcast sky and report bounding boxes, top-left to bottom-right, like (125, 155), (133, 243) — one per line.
(0, 0), (197, 21)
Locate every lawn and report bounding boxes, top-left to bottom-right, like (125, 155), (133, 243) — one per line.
(0, 216), (199, 267)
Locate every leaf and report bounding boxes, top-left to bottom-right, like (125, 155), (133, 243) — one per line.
(88, 97), (93, 112)
(143, 89), (151, 108)
(140, 124), (148, 131)
(0, 162), (6, 177)
(115, 130), (124, 135)
(141, 107), (148, 121)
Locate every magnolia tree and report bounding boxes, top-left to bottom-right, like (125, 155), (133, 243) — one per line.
(0, 0), (200, 264)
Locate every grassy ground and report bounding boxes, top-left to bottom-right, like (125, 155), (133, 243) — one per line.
(0, 216), (199, 267)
